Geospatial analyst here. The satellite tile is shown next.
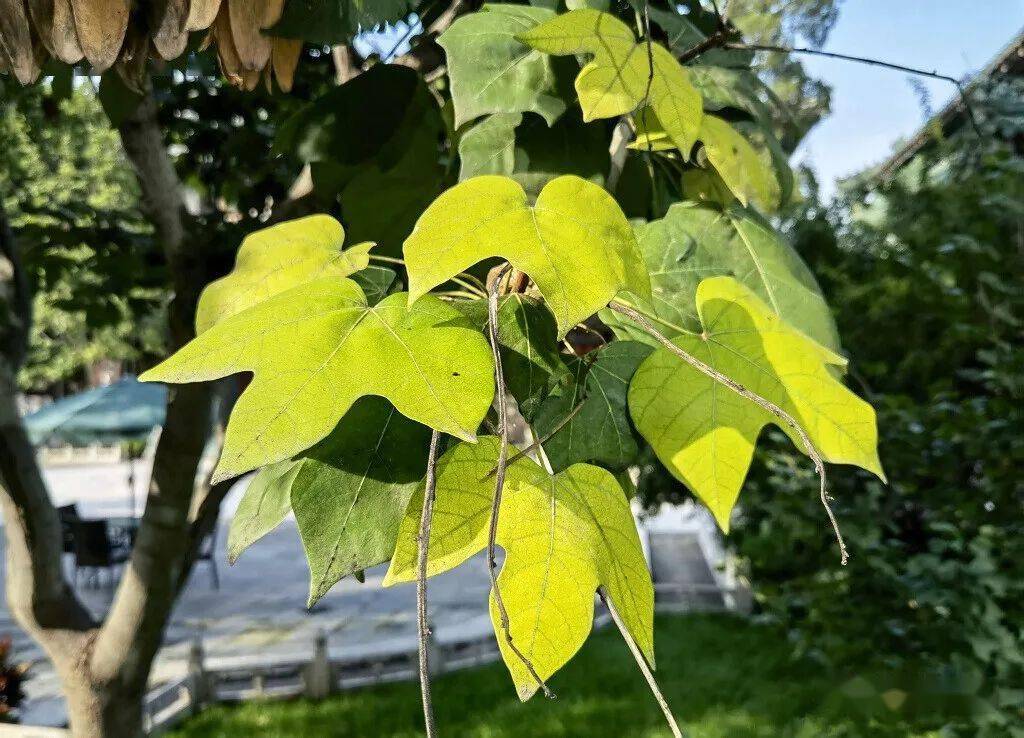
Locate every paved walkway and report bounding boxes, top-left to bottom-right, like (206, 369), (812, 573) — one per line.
(1, 461), (722, 727)
(2, 462), (495, 727)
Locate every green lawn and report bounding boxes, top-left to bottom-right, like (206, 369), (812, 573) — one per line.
(170, 614), (935, 738)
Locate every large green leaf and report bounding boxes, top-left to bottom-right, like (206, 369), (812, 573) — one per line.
(225, 397), (431, 604)
(340, 165), (445, 258)
(269, 0), (412, 45)
(459, 110), (610, 197)
(227, 460), (299, 564)
(440, 4), (568, 129)
(140, 282), (494, 481)
(628, 276), (884, 531)
(290, 397), (432, 605)
(533, 341), (653, 471)
(404, 174), (650, 336)
(458, 112), (522, 180)
(384, 437), (653, 699)
(195, 215), (372, 334)
(698, 114), (780, 212)
(275, 64), (441, 174)
(455, 294), (566, 420)
(602, 202), (841, 351)
(519, 8), (703, 156)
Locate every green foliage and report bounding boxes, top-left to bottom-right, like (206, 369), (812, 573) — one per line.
(439, 4), (568, 128)
(727, 97), (1024, 735)
(533, 340), (652, 472)
(519, 9), (703, 155)
(0, 84), (164, 392)
(405, 174), (650, 336)
(602, 202), (839, 351)
(195, 215), (372, 333)
(141, 281), (494, 480)
(232, 396), (433, 605)
(386, 437), (653, 699)
(122, 0), (879, 713)
(171, 614), (943, 738)
(629, 276), (882, 530)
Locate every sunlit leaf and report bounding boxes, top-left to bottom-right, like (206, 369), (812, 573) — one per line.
(628, 276), (883, 530)
(385, 437), (654, 699)
(195, 215), (372, 333)
(141, 281), (494, 481)
(404, 174), (650, 336)
(698, 114), (780, 211)
(519, 8), (703, 155)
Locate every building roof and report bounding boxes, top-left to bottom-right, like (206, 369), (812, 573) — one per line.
(875, 24), (1024, 181)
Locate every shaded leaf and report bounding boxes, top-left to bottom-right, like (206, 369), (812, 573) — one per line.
(602, 202), (840, 351)
(385, 437), (653, 700)
(534, 340), (652, 471)
(405, 174), (649, 336)
(628, 276), (883, 530)
(440, 4), (567, 128)
(270, 0), (411, 44)
(351, 263), (398, 306)
(27, 0), (83, 64)
(455, 294), (565, 420)
(458, 112), (522, 180)
(140, 281), (494, 481)
(227, 459), (299, 563)
(291, 396), (432, 605)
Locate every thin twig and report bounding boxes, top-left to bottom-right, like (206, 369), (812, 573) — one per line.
(599, 589), (684, 738)
(482, 400), (586, 480)
(416, 430), (442, 738)
(486, 266), (555, 698)
(368, 254), (488, 294)
(608, 300), (849, 565)
(724, 42), (981, 135)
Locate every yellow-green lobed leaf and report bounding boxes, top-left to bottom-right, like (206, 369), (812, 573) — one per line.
(628, 276), (884, 531)
(404, 174), (650, 336)
(384, 437), (654, 699)
(698, 115), (780, 212)
(141, 281), (494, 482)
(195, 215), (373, 334)
(519, 9), (703, 156)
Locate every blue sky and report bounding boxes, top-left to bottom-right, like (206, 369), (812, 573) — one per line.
(794, 0), (1024, 194)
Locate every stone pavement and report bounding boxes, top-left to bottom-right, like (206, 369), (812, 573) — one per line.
(1, 460), (723, 728)
(1, 462), (496, 727)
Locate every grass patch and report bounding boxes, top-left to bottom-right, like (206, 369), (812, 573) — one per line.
(170, 614), (935, 737)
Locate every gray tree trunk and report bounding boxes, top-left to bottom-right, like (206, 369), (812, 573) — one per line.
(0, 82), (233, 738)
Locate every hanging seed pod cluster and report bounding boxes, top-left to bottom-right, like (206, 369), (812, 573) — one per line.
(0, 0), (302, 91)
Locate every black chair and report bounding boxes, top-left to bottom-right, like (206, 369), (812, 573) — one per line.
(194, 525), (219, 590)
(72, 520), (130, 587)
(56, 504), (80, 554)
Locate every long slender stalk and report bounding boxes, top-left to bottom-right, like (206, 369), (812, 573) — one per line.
(482, 400), (586, 480)
(599, 589), (684, 738)
(608, 300), (849, 565)
(416, 430), (443, 738)
(486, 268), (555, 698)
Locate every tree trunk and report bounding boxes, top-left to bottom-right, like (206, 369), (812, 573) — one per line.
(62, 675), (146, 738)
(1, 83), (232, 738)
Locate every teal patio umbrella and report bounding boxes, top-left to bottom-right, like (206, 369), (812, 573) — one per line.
(24, 375), (166, 446)
(24, 376), (167, 516)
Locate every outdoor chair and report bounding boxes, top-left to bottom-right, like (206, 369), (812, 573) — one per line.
(56, 504), (80, 554)
(72, 520), (130, 588)
(193, 525), (219, 590)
